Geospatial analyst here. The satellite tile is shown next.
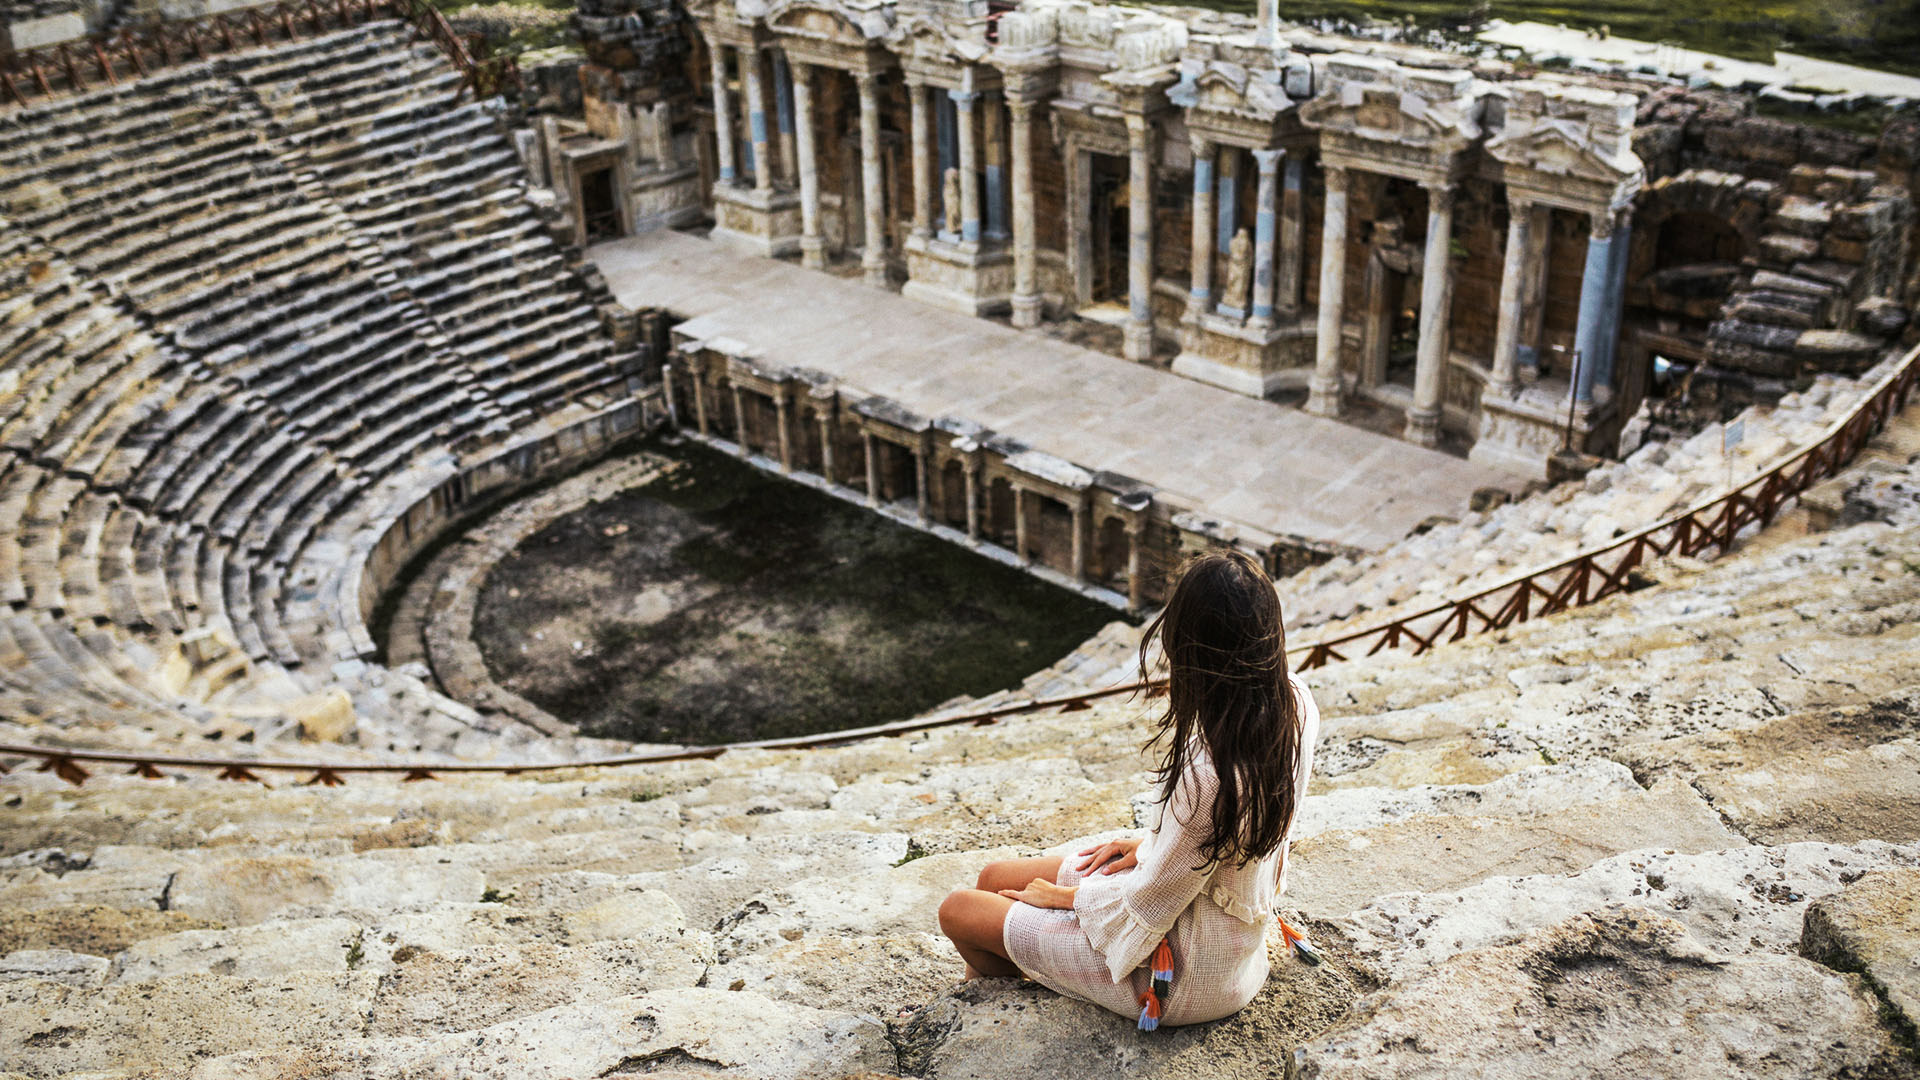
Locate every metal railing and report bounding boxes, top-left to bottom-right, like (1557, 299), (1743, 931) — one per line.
(0, 0), (521, 107)
(2, 341), (1915, 787)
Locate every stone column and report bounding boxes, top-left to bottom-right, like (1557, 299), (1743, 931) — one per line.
(1187, 136), (1216, 320)
(729, 384), (751, 456)
(1306, 162), (1350, 417)
(817, 408), (837, 483)
(1123, 113), (1155, 362)
(1012, 486), (1029, 561)
(1278, 154), (1305, 316)
(1125, 519), (1145, 611)
(1598, 213), (1632, 395)
(1215, 146), (1238, 263)
(962, 457), (980, 539)
(774, 52), (798, 186)
(661, 363), (679, 427)
(692, 365), (711, 435)
(1070, 498), (1088, 581)
(1407, 182), (1455, 448)
(1249, 148), (1281, 331)
(743, 47), (772, 193)
(913, 442), (931, 524)
(1519, 202), (1552, 373)
(858, 72), (888, 288)
(774, 389), (794, 471)
(951, 89), (981, 245)
(1009, 97), (1041, 328)
(909, 80), (932, 242)
(1489, 191), (1532, 397)
(1572, 209), (1616, 405)
(709, 45), (738, 186)
(984, 94), (1008, 242)
(862, 430), (880, 505)
(791, 62), (824, 269)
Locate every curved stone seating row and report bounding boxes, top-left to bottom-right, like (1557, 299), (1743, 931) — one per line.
(1279, 359), (1894, 642)
(0, 22), (642, 753)
(0, 444), (1915, 1077)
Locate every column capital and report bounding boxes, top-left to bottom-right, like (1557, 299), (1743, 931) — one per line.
(1007, 96), (1037, 118)
(1504, 187), (1534, 215)
(948, 87), (978, 106)
(1251, 147), (1283, 174)
(1124, 112), (1151, 140)
(1323, 161), (1349, 189)
(1422, 181), (1455, 212)
(1589, 207), (1617, 240)
(1189, 133), (1215, 160)
(856, 71), (880, 93)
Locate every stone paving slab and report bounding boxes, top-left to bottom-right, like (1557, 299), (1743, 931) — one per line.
(590, 231), (1524, 551)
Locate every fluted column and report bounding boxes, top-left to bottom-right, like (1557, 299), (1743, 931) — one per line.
(1125, 518), (1145, 612)
(1489, 191), (1532, 397)
(710, 45), (738, 186)
(913, 443), (931, 523)
(1573, 209), (1616, 405)
(951, 89), (981, 245)
(730, 384), (750, 456)
(1070, 498), (1088, 581)
(1123, 113), (1155, 362)
(858, 72), (887, 287)
(1249, 148), (1281, 332)
(1187, 136), (1216, 320)
(909, 80), (932, 241)
(1306, 162), (1350, 417)
(1520, 201), (1552, 375)
(1407, 181), (1455, 448)
(742, 47), (772, 192)
(1009, 97), (1041, 328)
(792, 61), (824, 269)
(691, 365), (711, 435)
(817, 408), (837, 483)
(962, 458), (980, 539)
(774, 389), (794, 471)
(1012, 486), (1029, 561)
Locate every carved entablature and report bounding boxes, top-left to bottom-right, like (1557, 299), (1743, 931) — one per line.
(1299, 52), (1487, 184)
(887, 11), (990, 69)
(1486, 79), (1643, 213)
(1168, 36), (1313, 146)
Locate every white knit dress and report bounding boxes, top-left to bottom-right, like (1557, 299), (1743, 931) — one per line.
(1001, 674), (1320, 1027)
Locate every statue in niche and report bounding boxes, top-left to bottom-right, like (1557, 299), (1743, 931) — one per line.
(942, 167), (962, 236)
(1222, 227), (1253, 315)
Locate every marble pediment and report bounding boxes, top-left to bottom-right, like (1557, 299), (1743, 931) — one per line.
(1298, 87), (1478, 150)
(1169, 59), (1291, 120)
(1488, 120), (1640, 185)
(887, 14), (989, 62)
(765, 0), (894, 44)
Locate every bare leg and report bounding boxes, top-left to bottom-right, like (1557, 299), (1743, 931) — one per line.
(937, 856), (1067, 979)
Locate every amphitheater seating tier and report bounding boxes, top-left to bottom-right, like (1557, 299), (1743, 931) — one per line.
(0, 20), (642, 751)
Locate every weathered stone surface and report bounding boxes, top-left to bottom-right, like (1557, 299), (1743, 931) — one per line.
(1298, 909), (1916, 1080)
(0, 904), (220, 957)
(1801, 868), (1920, 1037)
(164, 853), (486, 926)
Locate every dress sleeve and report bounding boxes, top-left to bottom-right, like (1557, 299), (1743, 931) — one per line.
(1071, 753), (1219, 983)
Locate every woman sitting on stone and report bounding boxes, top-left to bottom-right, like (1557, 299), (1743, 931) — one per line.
(936, 549), (1320, 1029)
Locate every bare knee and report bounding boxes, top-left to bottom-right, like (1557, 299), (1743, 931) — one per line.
(938, 888), (972, 936)
(975, 859), (1014, 892)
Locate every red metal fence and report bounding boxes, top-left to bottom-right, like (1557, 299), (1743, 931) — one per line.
(0, 0), (521, 107)
(2, 345), (1915, 787)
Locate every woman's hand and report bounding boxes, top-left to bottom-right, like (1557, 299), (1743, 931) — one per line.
(998, 878), (1076, 910)
(1073, 836), (1143, 876)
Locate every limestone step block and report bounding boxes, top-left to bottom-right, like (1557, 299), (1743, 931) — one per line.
(0, 948), (110, 989)
(0, 968), (383, 1078)
(712, 847), (1022, 964)
(203, 988), (901, 1080)
(110, 917), (364, 983)
(1801, 868), (1920, 1037)
(1616, 690), (1920, 844)
(1338, 840), (1920, 982)
(1296, 909), (1913, 1080)
(1295, 762), (1647, 841)
(892, 931), (1375, 1080)
(0, 903), (221, 958)
(1285, 776), (1742, 919)
(706, 931), (959, 1019)
(162, 851), (486, 926)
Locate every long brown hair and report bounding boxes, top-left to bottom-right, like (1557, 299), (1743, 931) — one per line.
(1138, 549), (1302, 870)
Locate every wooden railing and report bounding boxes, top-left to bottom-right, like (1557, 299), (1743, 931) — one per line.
(2, 341), (1915, 787)
(0, 0), (521, 107)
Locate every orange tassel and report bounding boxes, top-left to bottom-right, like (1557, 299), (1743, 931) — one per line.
(1136, 988), (1162, 1031)
(1150, 938), (1173, 981)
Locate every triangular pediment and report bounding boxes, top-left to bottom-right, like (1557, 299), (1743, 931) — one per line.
(1298, 92), (1457, 144)
(1488, 122), (1638, 184)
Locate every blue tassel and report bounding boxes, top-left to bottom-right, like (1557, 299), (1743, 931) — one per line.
(1137, 1005), (1159, 1032)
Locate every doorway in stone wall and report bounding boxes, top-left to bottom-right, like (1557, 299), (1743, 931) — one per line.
(581, 166), (620, 243)
(1088, 152), (1130, 306)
